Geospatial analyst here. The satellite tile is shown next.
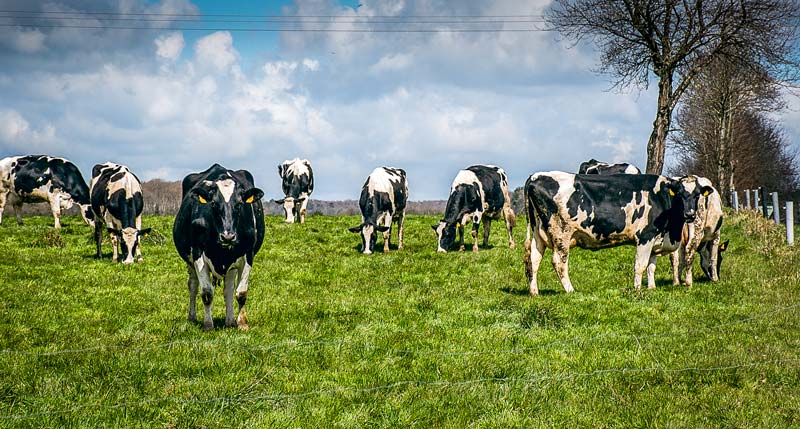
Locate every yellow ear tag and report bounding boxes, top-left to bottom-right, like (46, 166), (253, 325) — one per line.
(668, 189), (675, 196)
(703, 189), (711, 196)
(720, 242), (727, 250)
(456, 223), (461, 228)
(245, 196), (254, 204)
(198, 195), (207, 204)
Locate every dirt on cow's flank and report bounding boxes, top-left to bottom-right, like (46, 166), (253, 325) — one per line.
(0, 211), (798, 428)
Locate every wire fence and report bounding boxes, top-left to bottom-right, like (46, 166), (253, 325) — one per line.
(1, 301), (798, 420)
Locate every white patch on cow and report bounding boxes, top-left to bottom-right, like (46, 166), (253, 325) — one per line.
(451, 169), (481, 191)
(282, 158), (310, 177)
(361, 223), (375, 254)
(624, 165), (640, 174)
(94, 163), (143, 199)
(435, 221), (446, 252)
(621, 191), (652, 238)
(121, 227), (138, 264)
(216, 178), (235, 203)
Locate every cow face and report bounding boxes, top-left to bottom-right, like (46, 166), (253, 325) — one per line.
(701, 239), (729, 279)
(432, 221), (458, 252)
(349, 223), (390, 254)
(275, 196), (306, 223)
(667, 178), (715, 222)
(192, 179), (264, 249)
(107, 227), (151, 264)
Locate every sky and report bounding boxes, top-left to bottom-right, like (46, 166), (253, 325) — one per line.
(0, 0), (798, 201)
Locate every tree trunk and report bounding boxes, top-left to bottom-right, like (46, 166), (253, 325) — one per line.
(646, 74), (675, 174)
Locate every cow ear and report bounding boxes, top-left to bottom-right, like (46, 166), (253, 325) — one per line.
(107, 227), (121, 237)
(274, 198), (285, 204)
(431, 225), (439, 232)
(349, 225), (363, 233)
(296, 197), (307, 203)
(719, 240), (729, 252)
(665, 181), (679, 197)
(242, 188), (264, 204)
(138, 228), (152, 237)
(377, 225), (390, 232)
(191, 187), (211, 204)
(701, 186), (714, 196)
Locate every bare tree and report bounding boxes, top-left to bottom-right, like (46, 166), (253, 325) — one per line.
(547, 0), (800, 174)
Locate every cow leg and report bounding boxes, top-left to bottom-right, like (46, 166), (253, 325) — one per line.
(94, 221), (103, 258)
(194, 258), (215, 331)
(397, 211), (405, 250)
(551, 242), (574, 293)
(223, 267), (238, 328)
(13, 198), (23, 225)
(482, 218), (492, 247)
(0, 190), (7, 225)
(187, 263), (199, 323)
(300, 199), (308, 224)
(458, 223), (465, 252)
(708, 235), (721, 282)
(235, 261), (252, 330)
(634, 242), (655, 290)
(110, 234), (119, 262)
(525, 233), (546, 296)
(503, 207), (516, 249)
(670, 250), (680, 286)
(49, 195), (62, 228)
(383, 216), (392, 253)
(135, 216), (144, 262)
(471, 215), (480, 253)
(647, 254), (658, 290)
(683, 245), (698, 289)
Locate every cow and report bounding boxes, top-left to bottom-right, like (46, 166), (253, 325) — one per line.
(0, 155), (94, 228)
(276, 158), (313, 224)
(348, 167), (408, 254)
(433, 165), (516, 253)
(578, 158), (641, 175)
(90, 163), (150, 264)
(669, 175), (727, 287)
(523, 172), (714, 295)
(173, 164), (264, 331)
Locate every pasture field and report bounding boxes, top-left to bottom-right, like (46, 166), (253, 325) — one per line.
(0, 211), (798, 428)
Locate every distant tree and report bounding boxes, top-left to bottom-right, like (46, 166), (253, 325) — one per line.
(547, 0), (800, 174)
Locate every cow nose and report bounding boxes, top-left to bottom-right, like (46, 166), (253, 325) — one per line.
(685, 210), (696, 220)
(219, 231), (237, 243)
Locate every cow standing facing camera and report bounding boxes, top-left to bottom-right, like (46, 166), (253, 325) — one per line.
(349, 167), (408, 254)
(173, 164), (264, 331)
(433, 165), (516, 253)
(0, 155), (94, 228)
(276, 158), (313, 224)
(90, 163), (150, 263)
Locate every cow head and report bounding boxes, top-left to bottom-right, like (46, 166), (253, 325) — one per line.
(701, 239), (729, 280)
(107, 226), (151, 264)
(432, 220), (459, 252)
(192, 179), (264, 249)
(666, 177), (715, 222)
(275, 196), (306, 223)
(349, 223), (390, 254)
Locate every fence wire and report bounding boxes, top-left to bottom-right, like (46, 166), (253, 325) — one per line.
(0, 302), (798, 420)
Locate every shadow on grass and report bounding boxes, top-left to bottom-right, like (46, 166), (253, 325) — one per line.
(498, 286), (559, 296)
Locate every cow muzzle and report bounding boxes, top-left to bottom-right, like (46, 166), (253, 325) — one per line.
(219, 231), (238, 248)
(684, 210), (696, 222)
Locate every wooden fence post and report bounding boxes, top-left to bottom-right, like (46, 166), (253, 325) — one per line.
(787, 202), (794, 246)
(772, 192), (780, 224)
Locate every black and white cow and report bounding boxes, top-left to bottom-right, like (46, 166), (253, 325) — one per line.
(523, 172), (714, 295)
(578, 158), (641, 175)
(349, 167), (408, 254)
(0, 155), (94, 228)
(173, 164), (264, 331)
(90, 163), (150, 264)
(670, 175), (727, 287)
(276, 158), (313, 224)
(433, 165), (516, 253)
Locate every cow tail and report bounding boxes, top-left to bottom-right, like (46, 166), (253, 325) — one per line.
(523, 182), (534, 283)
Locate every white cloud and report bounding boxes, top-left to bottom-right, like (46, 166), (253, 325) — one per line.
(155, 32), (184, 61)
(0, 109), (56, 151)
(194, 31), (239, 71)
(11, 28), (46, 53)
(370, 53), (413, 74)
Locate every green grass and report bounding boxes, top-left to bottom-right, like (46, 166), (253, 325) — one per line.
(0, 211), (798, 428)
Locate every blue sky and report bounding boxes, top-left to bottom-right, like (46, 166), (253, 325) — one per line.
(1, 0), (798, 200)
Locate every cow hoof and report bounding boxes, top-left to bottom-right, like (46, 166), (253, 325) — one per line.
(238, 323), (249, 331)
(459, 245), (465, 252)
(203, 321), (214, 331)
(137, 257), (144, 263)
(509, 242), (516, 250)
(225, 321), (237, 328)
(188, 314), (196, 323)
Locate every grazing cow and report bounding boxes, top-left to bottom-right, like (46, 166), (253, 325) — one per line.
(173, 164), (264, 331)
(578, 158), (641, 175)
(0, 155), (94, 228)
(276, 158), (313, 224)
(433, 165), (516, 253)
(523, 172), (713, 295)
(669, 175), (727, 286)
(349, 167), (408, 254)
(90, 163), (150, 264)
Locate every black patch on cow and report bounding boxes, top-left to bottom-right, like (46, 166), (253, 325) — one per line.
(466, 165), (506, 214)
(173, 164), (265, 274)
(90, 164), (146, 261)
(12, 155), (90, 204)
(353, 168), (408, 253)
(279, 161), (314, 199)
(578, 159), (640, 175)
